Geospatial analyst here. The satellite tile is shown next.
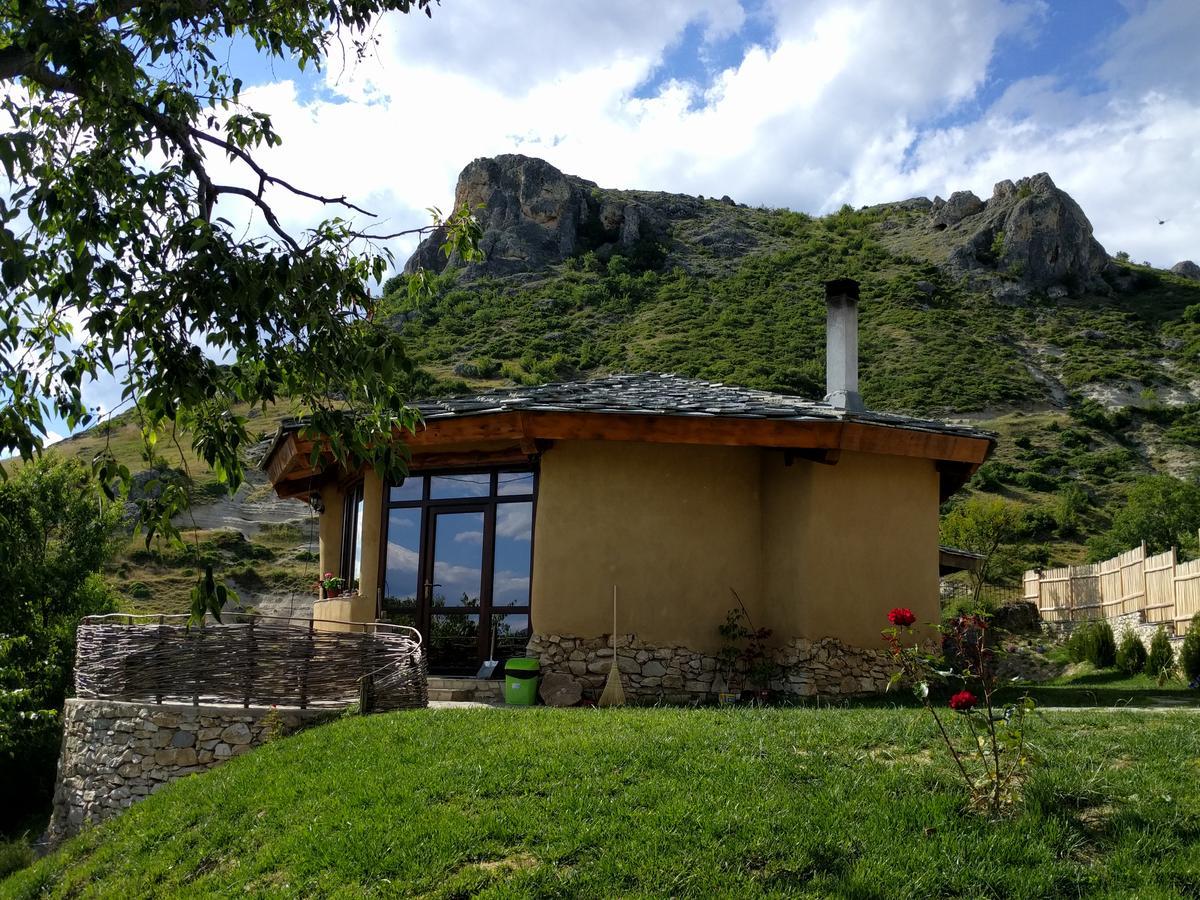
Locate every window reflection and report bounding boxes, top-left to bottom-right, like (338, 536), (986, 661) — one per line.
(429, 472), (491, 500)
(389, 477), (423, 503)
(381, 508), (420, 624)
(493, 502), (532, 607)
(497, 471), (535, 496)
(429, 613), (480, 674)
(432, 511), (485, 607)
(492, 613), (531, 659)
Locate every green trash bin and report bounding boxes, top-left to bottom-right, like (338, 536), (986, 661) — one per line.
(505, 657), (540, 706)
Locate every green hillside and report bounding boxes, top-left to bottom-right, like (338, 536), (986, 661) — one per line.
(379, 194), (1199, 568)
(6, 708), (1200, 897)
(43, 172), (1200, 612)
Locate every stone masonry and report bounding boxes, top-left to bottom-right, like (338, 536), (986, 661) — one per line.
(528, 633), (896, 704)
(49, 698), (333, 845)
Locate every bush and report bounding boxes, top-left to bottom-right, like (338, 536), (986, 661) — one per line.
(1116, 631), (1148, 675)
(1066, 620), (1116, 667)
(1180, 614), (1200, 683)
(0, 839), (34, 878)
(1089, 621), (1117, 668)
(1147, 626), (1175, 678)
(0, 458), (120, 832)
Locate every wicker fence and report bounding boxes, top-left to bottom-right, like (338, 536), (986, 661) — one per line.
(74, 614), (428, 711)
(1024, 536), (1200, 635)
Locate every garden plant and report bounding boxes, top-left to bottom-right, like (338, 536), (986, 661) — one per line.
(883, 608), (1034, 816)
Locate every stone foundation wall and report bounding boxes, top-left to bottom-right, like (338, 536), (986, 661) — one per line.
(50, 699), (333, 845)
(1052, 612), (1183, 646)
(527, 634), (895, 704)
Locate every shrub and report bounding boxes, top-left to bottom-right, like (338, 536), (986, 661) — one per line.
(0, 839), (34, 879)
(1147, 626), (1175, 678)
(1116, 631), (1148, 675)
(1089, 621), (1117, 668)
(1066, 620), (1116, 668)
(1180, 614), (1200, 683)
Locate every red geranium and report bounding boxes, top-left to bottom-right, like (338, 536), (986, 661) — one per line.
(888, 607), (916, 627)
(948, 690), (977, 712)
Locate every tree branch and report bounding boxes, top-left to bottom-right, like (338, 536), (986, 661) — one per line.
(188, 127), (376, 217)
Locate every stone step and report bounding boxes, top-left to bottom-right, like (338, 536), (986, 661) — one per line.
(426, 677), (504, 703)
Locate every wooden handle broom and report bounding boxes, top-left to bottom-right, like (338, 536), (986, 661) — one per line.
(598, 584), (626, 707)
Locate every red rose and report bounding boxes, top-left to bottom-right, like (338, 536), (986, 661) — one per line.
(888, 608), (916, 627)
(948, 690), (977, 712)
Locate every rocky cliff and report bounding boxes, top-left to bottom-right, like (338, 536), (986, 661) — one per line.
(408, 157), (1113, 299)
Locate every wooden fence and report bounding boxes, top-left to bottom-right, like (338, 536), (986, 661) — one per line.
(1024, 536), (1200, 634)
(74, 614), (428, 711)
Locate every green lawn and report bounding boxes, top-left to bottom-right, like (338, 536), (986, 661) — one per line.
(1005, 662), (1200, 709)
(6, 707), (1200, 898)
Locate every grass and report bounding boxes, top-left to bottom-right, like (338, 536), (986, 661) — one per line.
(6, 707), (1200, 898)
(1006, 661), (1199, 709)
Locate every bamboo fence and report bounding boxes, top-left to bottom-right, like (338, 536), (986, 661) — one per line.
(1024, 533), (1200, 635)
(74, 613), (428, 711)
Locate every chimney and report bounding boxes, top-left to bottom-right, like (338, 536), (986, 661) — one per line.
(824, 278), (864, 412)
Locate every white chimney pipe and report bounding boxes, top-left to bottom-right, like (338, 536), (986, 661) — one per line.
(824, 278), (864, 412)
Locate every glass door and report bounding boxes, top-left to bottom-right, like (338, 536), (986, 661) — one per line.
(378, 469), (536, 675)
(426, 508), (486, 674)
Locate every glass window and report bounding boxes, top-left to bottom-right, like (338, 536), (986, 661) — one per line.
(431, 511), (485, 608)
(381, 508), (421, 624)
(429, 472), (492, 500)
(389, 477), (424, 503)
(497, 471), (535, 496)
(340, 482), (364, 593)
(429, 613), (480, 675)
(492, 502), (533, 607)
(491, 612), (531, 659)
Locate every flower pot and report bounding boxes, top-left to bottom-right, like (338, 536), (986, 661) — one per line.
(326, 588), (341, 598)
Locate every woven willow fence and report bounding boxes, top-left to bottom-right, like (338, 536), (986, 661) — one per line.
(75, 614), (428, 711)
(1024, 535), (1200, 635)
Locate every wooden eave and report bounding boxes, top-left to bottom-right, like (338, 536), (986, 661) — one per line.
(265, 409), (994, 500)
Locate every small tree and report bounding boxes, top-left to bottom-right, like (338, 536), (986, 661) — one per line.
(1179, 614), (1200, 684)
(1147, 626), (1175, 679)
(1116, 630), (1148, 675)
(0, 457), (119, 830)
(1089, 621), (1117, 668)
(1086, 476), (1200, 562)
(940, 498), (1026, 605)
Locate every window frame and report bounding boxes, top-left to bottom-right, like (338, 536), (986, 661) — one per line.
(377, 466), (537, 669)
(339, 480), (365, 593)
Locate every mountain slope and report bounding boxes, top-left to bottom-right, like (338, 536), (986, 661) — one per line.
(56, 156), (1200, 611)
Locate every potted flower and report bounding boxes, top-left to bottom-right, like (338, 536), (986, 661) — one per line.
(317, 573), (346, 598)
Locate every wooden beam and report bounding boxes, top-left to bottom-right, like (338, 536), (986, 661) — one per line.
(263, 408), (993, 491)
(784, 448), (841, 466)
(409, 447), (532, 470)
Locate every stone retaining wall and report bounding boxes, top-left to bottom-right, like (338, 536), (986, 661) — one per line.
(1051, 612), (1184, 646)
(49, 699), (333, 845)
(528, 633), (895, 703)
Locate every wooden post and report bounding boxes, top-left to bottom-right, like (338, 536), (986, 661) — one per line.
(155, 614), (164, 705)
(243, 618), (255, 709)
(1066, 565), (1075, 623)
(299, 618), (314, 710)
(192, 626), (200, 707)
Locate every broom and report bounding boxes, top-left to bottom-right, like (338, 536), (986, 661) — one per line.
(598, 584), (626, 707)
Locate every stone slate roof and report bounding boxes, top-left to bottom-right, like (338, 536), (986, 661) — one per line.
(405, 373), (993, 439)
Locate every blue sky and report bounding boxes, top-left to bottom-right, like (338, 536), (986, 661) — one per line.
(32, 0), (1200, 441)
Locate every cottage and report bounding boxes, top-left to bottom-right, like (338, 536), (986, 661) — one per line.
(261, 280), (995, 700)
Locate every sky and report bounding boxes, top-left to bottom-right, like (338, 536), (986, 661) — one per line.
(221, 0), (1200, 267)
(34, 0), (1200, 442)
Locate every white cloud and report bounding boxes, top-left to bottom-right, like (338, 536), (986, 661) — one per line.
(218, 0), (1200, 288)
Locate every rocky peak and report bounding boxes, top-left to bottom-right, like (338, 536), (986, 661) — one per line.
(1170, 260), (1200, 281)
(404, 155), (665, 277)
(931, 173), (1108, 294)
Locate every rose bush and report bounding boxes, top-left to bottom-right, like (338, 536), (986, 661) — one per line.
(883, 609), (1034, 816)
